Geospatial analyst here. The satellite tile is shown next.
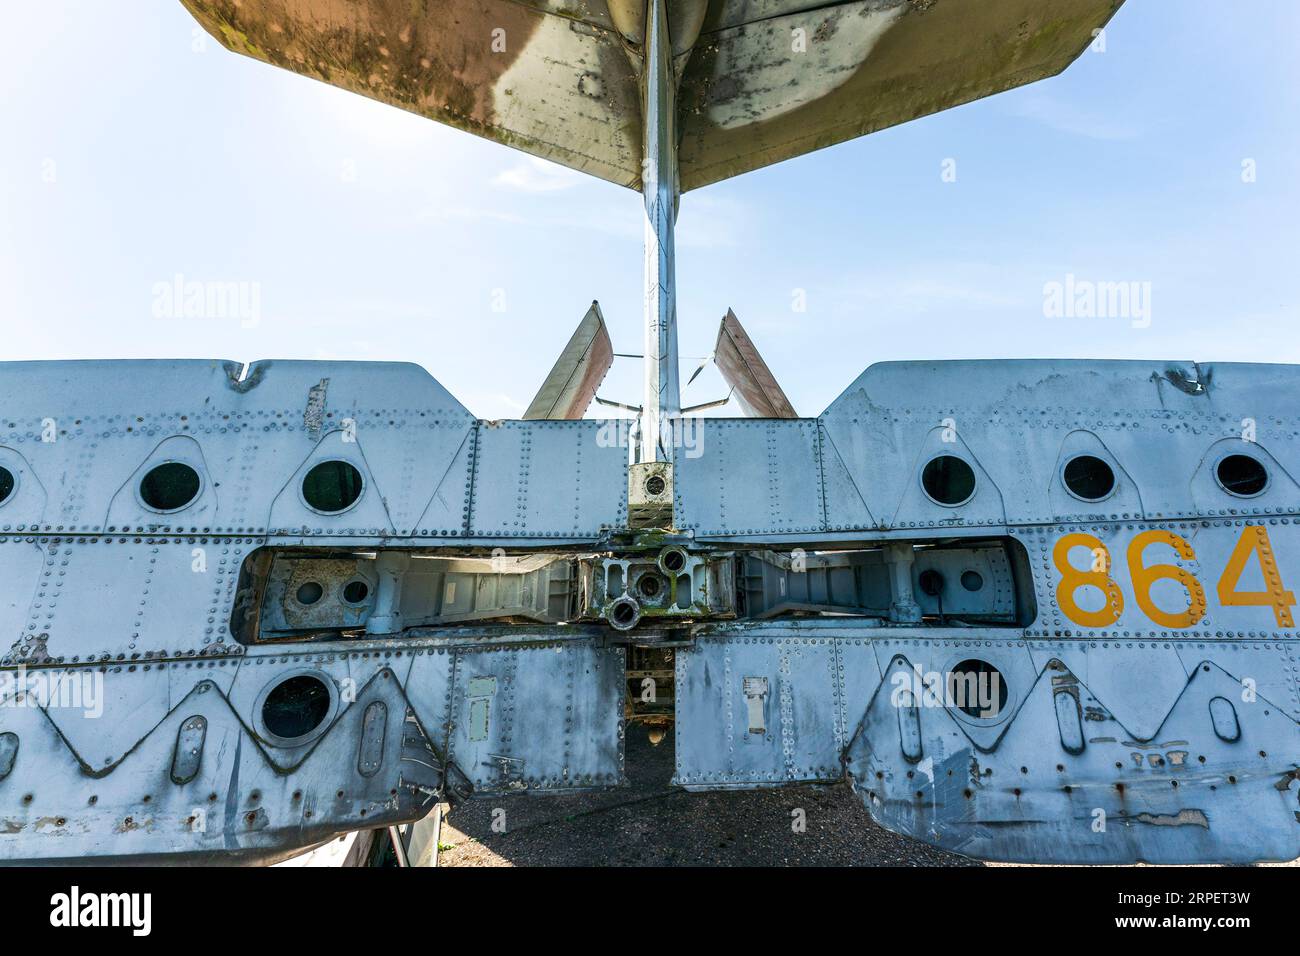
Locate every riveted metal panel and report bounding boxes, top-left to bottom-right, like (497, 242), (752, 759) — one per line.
(345, 418), (476, 537)
(411, 428), (477, 539)
(6, 355), (1300, 865)
(673, 627), (882, 788)
(467, 421), (625, 539)
(844, 644), (1300, 864)
(0, 539), (44, 654)
(3, 536), (257, 664)
(821, 361), (1300, 529)
(817, 420), (877, 532)
(0, 360), (472, 536)
(41, 666), (173, 773)
(1016, 519), (1300, 644)
(0, 661), (445, 864)
(445, 641), (625, 793)
(0, 446), (49, 528)
(1173, 641), (1300, 722)
(675, 420), (824, 536)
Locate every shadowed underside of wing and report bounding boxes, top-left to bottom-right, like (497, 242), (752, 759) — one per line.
(523, 301), (614, 419)
(181, 0), (1123, 191)
(679, 0), (1124, 189)
(713, 308), (796, 418)
(181, 0), (647, 187)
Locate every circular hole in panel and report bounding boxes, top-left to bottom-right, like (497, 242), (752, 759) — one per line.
(1216, 454), (1268, 497)
(139, 462), (201, 512)
(302, 460), (364, 514)
(296, 581), (324, 605)
(261, 675), (332, 741)
(921, 455), (976, 506)
(661, 548), (686, 573)
(609, 598), (640, 630)
(342, 580), (370, 604)
(1063, 454), (1116, 501)
(638, 573), (663, 600)
(960, 570), (984, 592)
(948, 660), (1009, 719)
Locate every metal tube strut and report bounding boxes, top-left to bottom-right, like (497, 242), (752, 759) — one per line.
(638, 0), (680, 464)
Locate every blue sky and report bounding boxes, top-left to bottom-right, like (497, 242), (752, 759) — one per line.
(2, 1), (1297, 419)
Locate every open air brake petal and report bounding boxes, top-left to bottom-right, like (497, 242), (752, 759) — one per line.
(522, 301), (614, 420)
(712, 308), (797, 418)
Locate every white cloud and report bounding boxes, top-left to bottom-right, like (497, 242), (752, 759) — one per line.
(494, 157), (584, 193)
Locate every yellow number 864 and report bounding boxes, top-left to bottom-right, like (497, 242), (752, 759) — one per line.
(1052, 525), (1295, 630)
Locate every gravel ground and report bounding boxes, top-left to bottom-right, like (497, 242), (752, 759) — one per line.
(435, 723), (1297, 867)
(437, 724), (980, 867)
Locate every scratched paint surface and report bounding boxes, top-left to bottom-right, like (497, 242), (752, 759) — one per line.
(0, 357), (1295, 864)
(4, 0), (1297, 866)
(181, 0), (1123, 191)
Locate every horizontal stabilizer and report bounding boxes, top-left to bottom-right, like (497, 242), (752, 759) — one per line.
(713, 309), (796, 418)
(181, 0), (1123, 191)
(523, 301), (614, 420)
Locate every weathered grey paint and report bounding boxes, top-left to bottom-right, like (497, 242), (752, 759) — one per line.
(0, 358), (1295, 864)
(5, 0), (1295, 867)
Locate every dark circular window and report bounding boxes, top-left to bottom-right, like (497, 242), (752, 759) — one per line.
(948, 659), (1009, 719)
(637, 573), (663, 599)
(960, 570), (984, 592)
(296, 581), (324, 605)
(1216, 454), (1268, 497)
(302, 460), (364, 513)
(0, 466), (14, 505)
(1063, 454), (1116, 501)
(921, 455), (976, 506)
(342, 580), (370, 604)
(261, 675), (332, 741)
(139, 462), (201, 512)
(645, 475), (666, 497)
